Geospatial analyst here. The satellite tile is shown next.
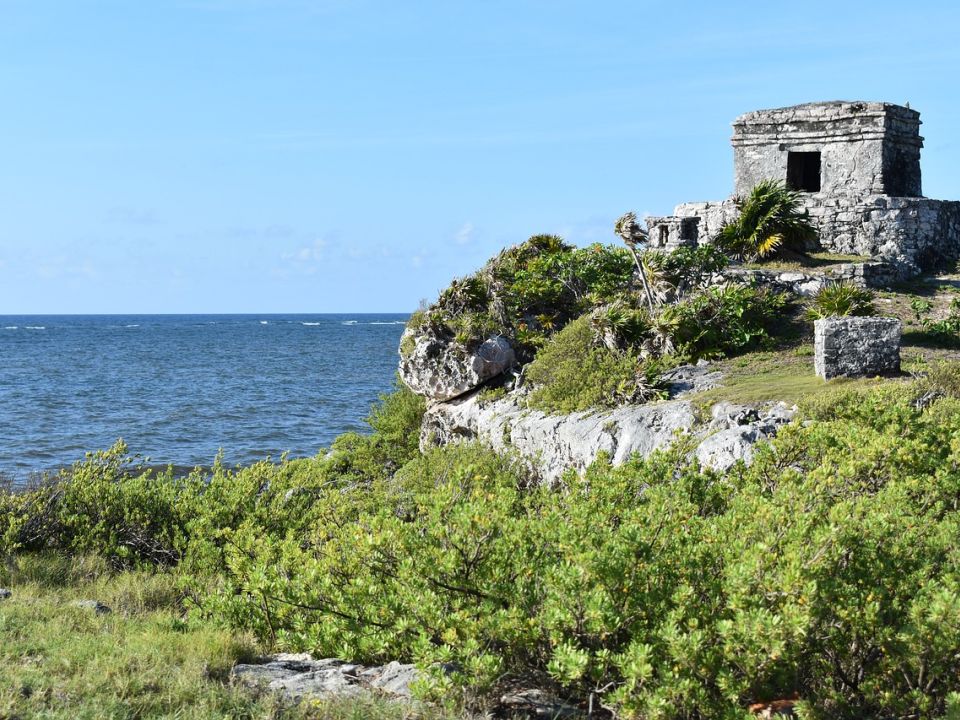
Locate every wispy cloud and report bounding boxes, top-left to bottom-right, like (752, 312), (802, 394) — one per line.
(280, 238), (327, 272)
(454, 222), (475, 246)
(105, 207), (163, 227)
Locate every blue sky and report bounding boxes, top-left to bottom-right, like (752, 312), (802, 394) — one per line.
(1, 0), (959, 313)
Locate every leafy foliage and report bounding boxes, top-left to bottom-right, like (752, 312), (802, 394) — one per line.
(5, 375), (960, 718)
(804, 280), (877, 320)
(185, 380), (960, 719)
(655, 283), (787, 360)
(410, 235), (636, 358)
(919, 297), (960, 346)
(524, 315), (665, 413)
(641, 245), (730, 304)
(716, 180), (818, 261)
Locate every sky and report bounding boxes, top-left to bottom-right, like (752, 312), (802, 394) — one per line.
(1, 0), (959, 313)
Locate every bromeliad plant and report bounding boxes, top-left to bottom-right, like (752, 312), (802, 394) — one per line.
(716, 180), (818, 261)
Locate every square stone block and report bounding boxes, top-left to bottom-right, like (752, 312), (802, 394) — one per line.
(814, 317), (901, 380)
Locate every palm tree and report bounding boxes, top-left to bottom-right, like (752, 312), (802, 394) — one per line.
(716, 180), (818, 261)
(614, 212), (657, 312)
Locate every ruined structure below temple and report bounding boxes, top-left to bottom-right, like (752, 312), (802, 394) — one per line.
(646, 101), (960, 278)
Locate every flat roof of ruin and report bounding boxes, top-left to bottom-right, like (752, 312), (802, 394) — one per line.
(734, 100), (919, 125)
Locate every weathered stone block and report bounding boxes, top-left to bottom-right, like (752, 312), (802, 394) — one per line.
(814, 317), (901, 380)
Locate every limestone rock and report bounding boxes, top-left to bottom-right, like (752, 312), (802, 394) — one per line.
(422, 393), (698, 484)
(422, 388), (796, 482)
(399, 326), (514, 401)
(231, 653), (420, 703)
(661, 361), (724, 396)
(814, 316), (901, 380)
(696, 402), (796, 472)
(70, 600), (111, 615)
(0, 589), (11, 600)
(497, 687), (584, 718)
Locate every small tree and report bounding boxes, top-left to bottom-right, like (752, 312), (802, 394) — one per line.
(614, 211), (657, 312)
(716, 180), (817, 261)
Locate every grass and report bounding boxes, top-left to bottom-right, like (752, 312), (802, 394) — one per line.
(742, 251), (871, 272)
(690, 347), (876, 406)
(0, 554), (471, 720)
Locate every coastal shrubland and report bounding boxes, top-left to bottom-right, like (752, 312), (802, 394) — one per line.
(7, 233), (960, 718)
(4, 369), (960, 718)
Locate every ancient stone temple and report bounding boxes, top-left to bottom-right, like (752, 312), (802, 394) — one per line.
(647, 101), (960, 277)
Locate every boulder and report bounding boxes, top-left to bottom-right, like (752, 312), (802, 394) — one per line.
(399, 327), (514, 401)
(231, 653), (420, 703)
(0, 588), (11, 600)
(422, 387), (796, 482)
(422, 393), (699, 484)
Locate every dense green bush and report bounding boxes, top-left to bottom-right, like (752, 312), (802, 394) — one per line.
(7, 362), (960, 717)
(524, 315), (665, 414)
(0, 442), (203, 566)
(804, 280), (877, 320)
(523, 284), (785, 413)
(919, 297), (960, 346)
(411, 235), (636, 357)
(642, 245), (730, 303)
(655, 283), (787, 360)
(0, 382), (425, 567)
(183, 379), (960, 719)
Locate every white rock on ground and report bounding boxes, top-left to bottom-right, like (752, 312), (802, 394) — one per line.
(231, 654), (420, 703)
(70, 600), (111, 615)
(399, 327), (514, 401)
(422, 390), (796, 482)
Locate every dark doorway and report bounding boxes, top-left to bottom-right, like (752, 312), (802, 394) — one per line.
(787, 151), (821, 192)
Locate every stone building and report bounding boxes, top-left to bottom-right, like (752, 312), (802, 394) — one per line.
(646, 101), (960, 277)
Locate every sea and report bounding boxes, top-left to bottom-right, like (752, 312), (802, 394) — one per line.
(0, 314), (408, 485)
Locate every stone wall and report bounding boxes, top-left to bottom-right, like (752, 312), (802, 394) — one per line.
(674, 195), (960, 278)
(731, 101), (922, 197)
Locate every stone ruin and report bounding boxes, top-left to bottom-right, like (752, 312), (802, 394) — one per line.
(647, 101), (960, 278)
(814, 316), (902, 380)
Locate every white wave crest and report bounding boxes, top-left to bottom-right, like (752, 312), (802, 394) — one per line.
(301, 322), (322, 326)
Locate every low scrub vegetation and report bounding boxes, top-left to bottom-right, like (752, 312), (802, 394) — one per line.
(524, 283), (785, 414)
(5, 367), (960, 719)
(805, 281), (877, 320)
(409, 235), (636, 358)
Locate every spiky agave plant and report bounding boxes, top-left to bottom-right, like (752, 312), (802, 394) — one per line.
(716, 180), (817, 261)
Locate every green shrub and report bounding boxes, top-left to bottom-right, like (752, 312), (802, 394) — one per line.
(656, 283), (787, 360)
(919, 298), (960, 346)
(1, 441), (204, 566)
(805, 280), (877, 320)
(190, 381), (960, 718)
(716, 180), (818, 261)
(642, 245), (730, 303)
(524, 315), (663, 414)
(410, 236), (636, 358)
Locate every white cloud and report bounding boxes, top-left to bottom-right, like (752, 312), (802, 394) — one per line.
(454, 222), (475, 246)
(282, 238), (326, 263)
